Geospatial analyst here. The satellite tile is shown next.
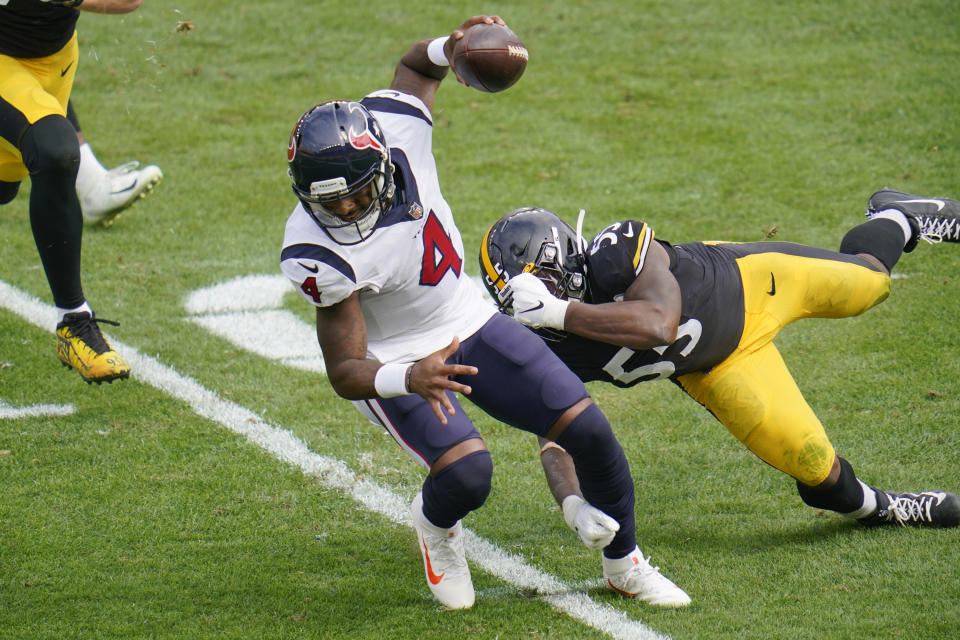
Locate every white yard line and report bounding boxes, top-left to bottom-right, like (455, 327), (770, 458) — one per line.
(0, 398), (75, 419)
(0, 279), (669, 640)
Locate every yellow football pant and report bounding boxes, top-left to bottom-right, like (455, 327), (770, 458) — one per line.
(0, 32), (78, 182)
(677, 247), (891, 486)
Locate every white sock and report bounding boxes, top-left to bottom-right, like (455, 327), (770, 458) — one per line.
(842, 480), (879, 519)
(76, 142), (107, 194)
(869, 209), (912, 247)
(56, 302), (93, 324)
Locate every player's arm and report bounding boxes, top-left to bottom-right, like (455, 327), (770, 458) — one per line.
(538, 436), (581, 504)
(504, 241), (682, 350)
(76, 0), (143, 14)
(537, 436), (620, 550)
(314, 292), (382, 399)
(316, 292), (477, 424)
(389, 15), (505, 112)
(565, 241), (682, 349)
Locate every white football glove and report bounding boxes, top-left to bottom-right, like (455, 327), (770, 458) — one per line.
(499, 272), (569, 330)
(561, 495), (620, 550)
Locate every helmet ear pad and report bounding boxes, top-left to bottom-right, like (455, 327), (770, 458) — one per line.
(480, 207), (589, 310)
(287, 101), (394, 244)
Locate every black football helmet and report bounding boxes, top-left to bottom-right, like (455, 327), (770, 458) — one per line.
(287, 100), (395, 244)
(480, 207), (589, 335)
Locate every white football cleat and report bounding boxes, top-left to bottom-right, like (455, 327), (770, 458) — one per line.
(410, 492), (474, 609)
(79, 161), (163, 227)
(603, 546), (691, 607)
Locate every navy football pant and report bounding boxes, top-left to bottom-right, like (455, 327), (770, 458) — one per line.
(357, 313), (637, 555)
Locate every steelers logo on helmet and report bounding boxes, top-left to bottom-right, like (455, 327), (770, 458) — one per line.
(287, 100), (395, 245)
(480, 207), (589, 339)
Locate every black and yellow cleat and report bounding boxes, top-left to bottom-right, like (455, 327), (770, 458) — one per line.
(55, 312), (131, 384)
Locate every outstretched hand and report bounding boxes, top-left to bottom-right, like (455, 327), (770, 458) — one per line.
(407, 337), (478, 424)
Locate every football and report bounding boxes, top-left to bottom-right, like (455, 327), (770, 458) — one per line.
(451, 23), (528, 93)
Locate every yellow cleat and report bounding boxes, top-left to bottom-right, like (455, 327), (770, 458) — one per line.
(55, 312), (131, 384)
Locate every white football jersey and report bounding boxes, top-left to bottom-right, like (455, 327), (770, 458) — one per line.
(280, 90), (496, 364)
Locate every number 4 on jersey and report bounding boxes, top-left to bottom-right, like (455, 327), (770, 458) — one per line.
(420, 211), (462, 285)
(300, 277), (322, 303)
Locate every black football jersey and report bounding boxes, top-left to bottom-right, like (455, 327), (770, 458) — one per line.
(0, 0), (80, 58)
(546, 220), (745, 387)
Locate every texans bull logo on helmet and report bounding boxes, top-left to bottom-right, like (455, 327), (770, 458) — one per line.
(347, 102), (384, 152)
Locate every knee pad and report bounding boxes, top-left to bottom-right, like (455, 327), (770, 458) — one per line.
(422, 449), (493, 528)
(796, 456), (864, 513)
(839, 219), (904, 272)
(0, 181), (20, 204)
(19, 115), (80, 178)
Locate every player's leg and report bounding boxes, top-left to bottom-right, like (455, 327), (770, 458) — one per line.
(354, 395), (489, 609)
(678, 343), (959, 527)
(0, 41), (130, 383)
(4, 46), (83, 299)
(679, 342), (837, 487)
(838, 216), (906, 274)
(20, 114), (85, 308)
(731, 243), (892, 335)
(22, 116), (131, 384)
(456, 313), (690, 606)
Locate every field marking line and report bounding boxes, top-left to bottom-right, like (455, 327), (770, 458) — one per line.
(0, 398), (76, 419)
(0, 279), (669, 640)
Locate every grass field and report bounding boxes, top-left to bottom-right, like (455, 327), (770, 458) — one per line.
(2, 2), (959, 638)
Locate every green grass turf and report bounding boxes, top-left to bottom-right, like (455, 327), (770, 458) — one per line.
(1, 2), (958, 638)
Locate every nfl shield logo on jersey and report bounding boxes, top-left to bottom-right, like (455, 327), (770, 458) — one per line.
(408, 203), (424, 219)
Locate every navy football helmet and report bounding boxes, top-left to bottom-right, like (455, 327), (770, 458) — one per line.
(287, 100), (395, 244)
(480, 207), (589, 331)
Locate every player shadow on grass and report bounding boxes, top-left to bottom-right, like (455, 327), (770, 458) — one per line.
(659, 513), (886, 558)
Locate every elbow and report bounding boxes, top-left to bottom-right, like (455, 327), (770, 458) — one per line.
(656, 317), (679, 346)
(326, 369), (360, 400)
(622, 312), (678, 351)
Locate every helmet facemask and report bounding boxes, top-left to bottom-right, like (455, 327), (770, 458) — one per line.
(519, 225), (587, 303)
(480, 207), (589, 341)
(292, 157), (395, 245)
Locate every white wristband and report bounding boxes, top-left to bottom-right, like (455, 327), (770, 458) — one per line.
(427, 36), (450, 66)
(374, 362), (413, 398)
